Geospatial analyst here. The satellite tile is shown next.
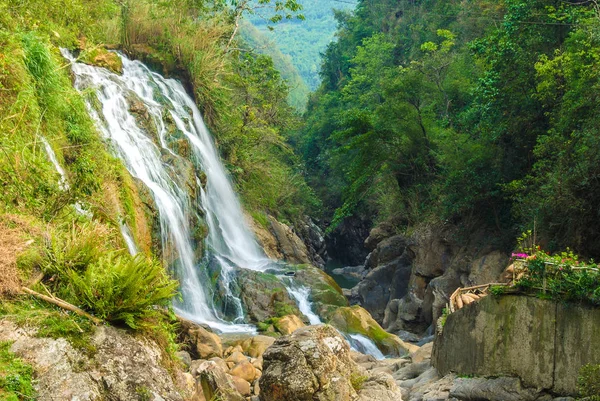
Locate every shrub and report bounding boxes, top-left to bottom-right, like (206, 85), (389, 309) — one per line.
(62, 252), (178, 328)
(578, 364), (600, 400)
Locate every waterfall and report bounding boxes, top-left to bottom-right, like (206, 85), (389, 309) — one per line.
(285, 283), (322, 325)
(39, 136), (92, 218)
(62, 50), (269, 332)
(347, 334), (386, 360)
(284, 280), (386, 360)
(40, 136), (69, 191)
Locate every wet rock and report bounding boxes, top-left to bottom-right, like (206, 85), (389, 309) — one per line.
(236, 269), (301, 323)
(330, 306), (418, 356)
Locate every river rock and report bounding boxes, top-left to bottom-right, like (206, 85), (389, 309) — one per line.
(226, 351), (247, 364)
(198, 361), (244, 401)
(188, 325), (223, 359)
(275, 314), (305, 334)
(230, 375), (252, 396)
(229, 360), (257, 382)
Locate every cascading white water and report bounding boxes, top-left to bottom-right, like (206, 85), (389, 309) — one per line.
(285, 284), (322, 325)
(39, 136), (92, 218)
(347, 334), (386, 360)
(62, 50), (269, 332)
(285, 280), (386, 359)
(40, 136), (69, 191)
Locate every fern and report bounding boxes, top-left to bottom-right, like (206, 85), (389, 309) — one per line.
(64, 252), (178, 328)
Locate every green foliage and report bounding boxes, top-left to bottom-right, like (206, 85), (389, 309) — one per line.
(0, 298), (97, 354)
(579, 364), (600, 400)
(0, 341), (35, 401)
(514, 244), (600, 306)
(63, 252), (178, 328)
(297, 0), (600, 258)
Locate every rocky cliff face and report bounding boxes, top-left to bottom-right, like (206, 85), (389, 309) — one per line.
(346, 224), (508, 336)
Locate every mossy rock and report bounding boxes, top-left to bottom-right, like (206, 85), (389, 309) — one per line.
(329, 306), (416, 357)
(289, 264), (348, 319)
(79, 46), (123, 74)
(235, 269), (301, 323)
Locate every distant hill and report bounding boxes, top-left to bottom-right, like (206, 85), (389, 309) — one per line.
(248, 0), (357, 95)
(240, 21), (310, 111)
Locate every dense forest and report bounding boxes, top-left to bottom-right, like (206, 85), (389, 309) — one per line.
(296, 0), (600, 257)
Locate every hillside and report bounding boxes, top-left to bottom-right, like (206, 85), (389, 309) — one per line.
(249, 0), (357, 92)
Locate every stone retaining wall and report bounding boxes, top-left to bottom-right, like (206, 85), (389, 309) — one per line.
(432, 294), (600, 395)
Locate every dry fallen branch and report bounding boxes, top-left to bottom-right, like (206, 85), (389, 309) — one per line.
(21, 286), (102, 325)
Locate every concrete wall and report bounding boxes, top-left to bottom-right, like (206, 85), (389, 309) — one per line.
(432, 294), (600, 395)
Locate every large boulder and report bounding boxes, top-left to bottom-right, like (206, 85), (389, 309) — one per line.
(329, 306), (418, 356)
(236, 269), (301, 323)
(220, 334), (276, 359)
(259, 325), (403, 401)
(179, 318), (223, 359)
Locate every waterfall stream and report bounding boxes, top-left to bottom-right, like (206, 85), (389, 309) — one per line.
(62, 50), (269, 332)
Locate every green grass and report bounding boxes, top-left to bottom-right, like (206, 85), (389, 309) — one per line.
(0, 341), (35, 401)
(0, 298), (96, 355)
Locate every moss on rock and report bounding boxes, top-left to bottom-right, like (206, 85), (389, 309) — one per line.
(329, 306), (416, 356)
